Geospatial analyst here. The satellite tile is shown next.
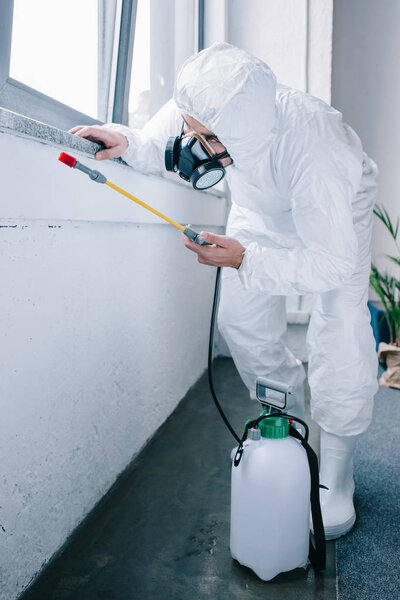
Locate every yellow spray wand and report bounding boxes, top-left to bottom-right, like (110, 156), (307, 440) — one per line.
(58, 152), (211, 245)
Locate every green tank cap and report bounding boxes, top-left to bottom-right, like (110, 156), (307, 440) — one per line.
(259, 416), (289, 439)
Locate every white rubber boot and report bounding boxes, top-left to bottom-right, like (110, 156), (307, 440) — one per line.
(316, 429), (358, 540)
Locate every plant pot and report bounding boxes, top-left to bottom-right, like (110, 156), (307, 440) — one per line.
(377, 342), (400, 390)
(368, 301), (391, 351)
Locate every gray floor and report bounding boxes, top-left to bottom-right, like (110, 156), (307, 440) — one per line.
(21, 358), (336, 600)
(336, 369), (400, 600)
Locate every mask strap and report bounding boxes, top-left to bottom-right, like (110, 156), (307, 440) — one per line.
(214, 150), (230, 161)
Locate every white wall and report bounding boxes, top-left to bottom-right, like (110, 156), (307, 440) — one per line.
(0, 130), (225, 600)
(225, 0), (332, 102)
(332, 0), (400, 275)
(307, 0), (333, 103)
(228, 0), (308, 90)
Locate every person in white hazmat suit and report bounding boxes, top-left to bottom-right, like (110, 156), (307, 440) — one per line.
(69, 43), (378, 540)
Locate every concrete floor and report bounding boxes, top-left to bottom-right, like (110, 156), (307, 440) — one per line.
(21, 358), (336, 600)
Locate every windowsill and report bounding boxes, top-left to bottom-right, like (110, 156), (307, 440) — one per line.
(0, 106), (227, 199)
(0, 105), (125, 164)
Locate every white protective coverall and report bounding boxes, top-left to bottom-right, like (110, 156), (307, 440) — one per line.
(104, 43), (378, 436)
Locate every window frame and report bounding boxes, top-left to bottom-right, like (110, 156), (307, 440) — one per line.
(197, 0), (204, 51)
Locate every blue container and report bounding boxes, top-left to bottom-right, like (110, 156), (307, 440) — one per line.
(368, 301), (391, 351)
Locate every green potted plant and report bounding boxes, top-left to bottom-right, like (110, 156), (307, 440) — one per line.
(369, 205), (400, 389)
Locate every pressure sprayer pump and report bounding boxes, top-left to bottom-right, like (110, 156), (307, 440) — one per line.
(57, 152), (211, 246)
(230, 381), (326, 579)
(57, 151), (325, 581)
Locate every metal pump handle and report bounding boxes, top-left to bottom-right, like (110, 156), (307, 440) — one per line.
(256, 377), (294, 411)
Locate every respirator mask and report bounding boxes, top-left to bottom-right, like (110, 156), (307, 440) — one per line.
(165, 122), (231, 190)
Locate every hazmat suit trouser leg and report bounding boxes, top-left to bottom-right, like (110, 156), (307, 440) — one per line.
(218, 268), (306, 419)
(306, 256), (378, 437)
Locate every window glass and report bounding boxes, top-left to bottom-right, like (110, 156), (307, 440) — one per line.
(10, 0), (98, 118)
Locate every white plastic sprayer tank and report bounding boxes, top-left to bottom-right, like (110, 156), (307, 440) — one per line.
(230, 416), (311, 580)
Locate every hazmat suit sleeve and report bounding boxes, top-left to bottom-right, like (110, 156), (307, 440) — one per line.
(101, 98), (181, 175)
(238, 132), (363, 295)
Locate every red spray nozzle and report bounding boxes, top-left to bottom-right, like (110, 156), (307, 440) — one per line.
(58, 152), (77, 168)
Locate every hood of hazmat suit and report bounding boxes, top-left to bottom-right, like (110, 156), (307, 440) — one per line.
(173, 42), (277, 168)
(102, 42), (378, 436)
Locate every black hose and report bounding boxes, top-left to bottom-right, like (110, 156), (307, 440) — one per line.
(208, 266), (241, 443)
